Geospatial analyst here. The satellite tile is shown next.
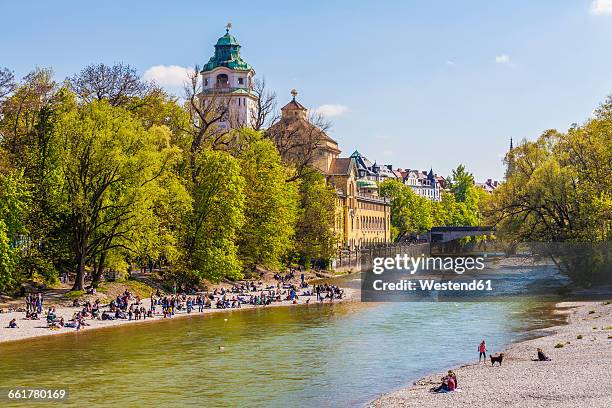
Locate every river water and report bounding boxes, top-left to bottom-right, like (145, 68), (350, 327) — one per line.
(0, 271), (565, 407)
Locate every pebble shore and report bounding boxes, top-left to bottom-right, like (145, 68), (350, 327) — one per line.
(370, 301), (612, 408)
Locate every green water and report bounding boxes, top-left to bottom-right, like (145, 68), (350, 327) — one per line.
(0, 298), (562, 407)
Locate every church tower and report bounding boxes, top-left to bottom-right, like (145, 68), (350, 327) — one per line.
(199, 24), (258, 130)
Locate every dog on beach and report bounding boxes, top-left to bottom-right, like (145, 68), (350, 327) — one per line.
(490, 353), (504, 366)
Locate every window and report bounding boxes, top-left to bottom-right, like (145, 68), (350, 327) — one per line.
(238, 77), (244, 85)
(216, 74), (229, 87)
(204, 78), (209, 86)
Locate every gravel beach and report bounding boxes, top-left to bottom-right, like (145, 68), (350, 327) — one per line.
(0, 287), (357, 344)
(370, 300), (612, 408)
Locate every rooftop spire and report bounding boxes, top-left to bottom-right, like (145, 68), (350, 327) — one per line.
(510, 137), (513, 150)
(225, 22), (232, 33)
(291, 89), (298, 101)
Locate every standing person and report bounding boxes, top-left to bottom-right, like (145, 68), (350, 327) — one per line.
(478, 340), (487, 363)
(25, 293), (31, 314)
(36, 292), (43, 314)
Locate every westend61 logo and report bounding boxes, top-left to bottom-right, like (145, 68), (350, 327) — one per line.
(372, 254), (486, 275)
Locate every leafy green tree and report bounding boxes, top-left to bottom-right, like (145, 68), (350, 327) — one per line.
(238, 136), (298, 270)
(0, 70), (73, 285)
(0, 169), (29, 291)
(380, 179), (433, 237)
(181, 148), (245, 282)
(55, 99), (180, 290)
(447, 164), (475, 203)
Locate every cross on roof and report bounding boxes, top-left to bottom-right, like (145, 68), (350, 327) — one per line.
(225, 22), (232, 33)
(291, 89), (298, 100)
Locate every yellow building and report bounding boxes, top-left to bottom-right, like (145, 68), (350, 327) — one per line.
(270, 91), (391, 250)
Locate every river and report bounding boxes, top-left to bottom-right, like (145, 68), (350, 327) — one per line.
(0, 269), (565, 407)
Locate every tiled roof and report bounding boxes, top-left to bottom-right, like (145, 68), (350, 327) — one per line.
(281, 99), (307, 111)
(328, 158), (352, 175)
(267, 116), (338, 145)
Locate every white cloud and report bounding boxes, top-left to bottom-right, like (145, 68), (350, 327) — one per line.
(591, 0), (612, 14)
(314, 104), (349, 117)
(143, 65), (194, 87)
(446, 60), (455, 66)
(495, 55), (511, 64)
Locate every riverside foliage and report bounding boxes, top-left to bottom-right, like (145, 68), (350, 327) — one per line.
(0, 66), (337, 292)
(379, 165), (488, 240)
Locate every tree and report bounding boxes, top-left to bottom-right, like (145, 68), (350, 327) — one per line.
(181, 148), (245, 282)
(56, 98), (180, 290)
(294, 171), (337, 265)
(380, 179), (433, 238)
(448, 164), (475, 203)
(0, 169), (29, 291)
(0, 67), (15, 101)
(237, 134), (298, 270)
(250, 78), (278, 131)
(0, 69), (71, 284)
(183, 65), (236, 181)
(487, 120), (611, 243)
(67, 63), (152, 107)
(265, 111), (333, 182)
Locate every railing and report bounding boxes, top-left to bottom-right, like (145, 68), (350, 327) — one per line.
(356, 193), (390, 204)
(202, 85), (251, 94)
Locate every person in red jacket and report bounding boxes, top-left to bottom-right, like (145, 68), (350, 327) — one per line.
(478, 340), (487, 363)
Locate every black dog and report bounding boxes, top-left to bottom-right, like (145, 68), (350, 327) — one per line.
(490, 353), (504, 366)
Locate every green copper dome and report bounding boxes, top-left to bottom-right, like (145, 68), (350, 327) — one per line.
(216, 33), (239, 46)
(202, 30), (253, 73)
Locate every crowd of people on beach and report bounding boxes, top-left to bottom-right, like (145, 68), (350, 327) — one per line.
(2, 276), (345, 334)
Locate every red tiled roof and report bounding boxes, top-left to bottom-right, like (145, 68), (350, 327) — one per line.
(281, 100), (307, 111)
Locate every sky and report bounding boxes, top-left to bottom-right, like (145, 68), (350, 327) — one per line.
(2, 0), (612, 181)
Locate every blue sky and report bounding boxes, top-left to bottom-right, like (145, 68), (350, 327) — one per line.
(2, 0), (612, 180)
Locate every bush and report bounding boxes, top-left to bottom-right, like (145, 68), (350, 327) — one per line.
(577, 334), (583, 339)
(554, 343), (564, 348)
(588, 310), (595, 314)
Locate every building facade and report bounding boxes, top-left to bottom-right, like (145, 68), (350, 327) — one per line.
(199, 28), (391, 251)
(401, 169), (442, 201)
(270, 93), (392, 250)
(199, 27), (258, 130)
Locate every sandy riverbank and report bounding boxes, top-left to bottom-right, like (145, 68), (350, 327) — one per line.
(370, 300), (612, 408)
(0, 286), (357, 345)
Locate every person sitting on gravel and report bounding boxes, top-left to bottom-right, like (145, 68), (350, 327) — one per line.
(447, 370), (458, 388)
(537, 348), (551, 361)
(430, 374), (456, 393)
(7, 318), (18, 328)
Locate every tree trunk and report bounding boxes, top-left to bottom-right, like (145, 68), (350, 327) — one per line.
(92, 252), (106, 287)
(72, 232), (88, 291)
(72, 257), (86, 291)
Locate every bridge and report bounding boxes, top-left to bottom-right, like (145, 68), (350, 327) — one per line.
(429, 226), (495, 243)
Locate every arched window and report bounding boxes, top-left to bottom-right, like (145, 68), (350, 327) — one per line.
(216, 74), (229, 87)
